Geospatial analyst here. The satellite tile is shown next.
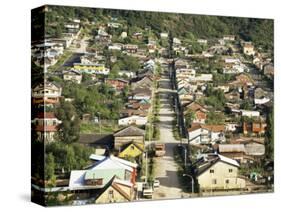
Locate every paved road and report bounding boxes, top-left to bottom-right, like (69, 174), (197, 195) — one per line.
(153, 71), (185, 199)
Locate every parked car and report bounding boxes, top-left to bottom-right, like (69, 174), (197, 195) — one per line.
(154, 143), (166, 157)
(153, 179), (160, 188)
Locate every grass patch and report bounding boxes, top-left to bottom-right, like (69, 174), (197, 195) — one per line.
(80, 122), (120, 134)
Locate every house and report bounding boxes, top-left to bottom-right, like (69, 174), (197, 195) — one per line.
(130, 89), (151, 101)
(184, 102), (207, 112)
(197, 39), (208, 44)
(32, 112), (61, 142)
(118, 142), (144, 159)
(223, 35), (235, 41)
(218, 144), (246, 163)
(108, 43), (123, 51)
(118, 115), (148, 126)
(94, 176), (134, 203)
(120, 31), (127, 39)
(188, 124), (225, 145)
(218, 141), (265, 163)
(63, 69), (82, 84)
(194, 154), (246, 190)
(114, 126), (145, 151)
(118, 70), (136, 78)
(225, 90), (241, 102)
(230, 73), (254, 87)
(254, 87), (270, 105)
(193, 109), (207, 124)
(132, 32), (143, 40)
(68, 156), (137, 202)
(173, 37), (181, 45)
(193, 74), (213, 82)
(263, 63), (274, 79)
(105, 78), (129, 91)
(243, 121), (267, 135)
(160, 32), (168, 39)
(32, 80), (62, 105)
(123, 44), (138, 53)
(73, 63), (109, 75)
(240, 110), (260, 118)
(225, 123), (239, 132)
(234, 140), (265, 157)
(184, 102), (208, 124)
(243, 42), (255, 56)
(107, 22), (122, 28)
(95, 29), (112, 44)
(131, 77), (153, 90)
(69, 154), (138, 189)
(120, 109), (148, 118)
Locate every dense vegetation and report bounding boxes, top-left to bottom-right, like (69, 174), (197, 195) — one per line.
(41, 5), (273, 52)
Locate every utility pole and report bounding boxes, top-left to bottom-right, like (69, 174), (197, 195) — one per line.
(183, 173), (194, 194)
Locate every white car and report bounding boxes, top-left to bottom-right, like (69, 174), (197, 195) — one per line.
(153, 179), (160, 188)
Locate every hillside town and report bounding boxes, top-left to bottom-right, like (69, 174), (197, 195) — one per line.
(31, 6), (274, 206)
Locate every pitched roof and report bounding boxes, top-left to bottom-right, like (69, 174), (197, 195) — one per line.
(203, 124), (225, 132)
(120, 141), (144, 152)
(95, 176), (132, 201)
(89, 154), (138, 169)
(218, 144), (246, 153)
(114, 126), (145, 137)
(185, 101), (207, 112)
(195, 153), (240, 176)
(187, 124), (224, 132)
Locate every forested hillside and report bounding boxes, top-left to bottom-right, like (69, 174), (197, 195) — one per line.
(40, 5), (273, 51)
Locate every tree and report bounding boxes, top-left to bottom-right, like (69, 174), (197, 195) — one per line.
(45, 153), (56, 182)
(185, 109), (195, 128)
(206, 111), (225, 125)
(82, 73), (92, 82)
(55, 100), (80, 143)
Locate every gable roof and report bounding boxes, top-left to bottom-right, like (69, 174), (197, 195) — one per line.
(120, 141), (144, 153)
(89, 154), (138, 169)
(187, 124), (224, 133)
(95, 176), (132, 201)
(185, 101), (207, 112)
(114, 126), (145, 137)
(218, 144), (246, 153)
(195, 153), (240, 176)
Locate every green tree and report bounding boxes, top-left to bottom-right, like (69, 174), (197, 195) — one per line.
(55, 100), (80, 143)
(185, 109), (195, 128)
(45, 153), (56, 182)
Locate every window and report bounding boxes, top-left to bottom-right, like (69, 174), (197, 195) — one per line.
(210, 169), (214, 173)
(229, 169), (233, 173)
(225, 179), (229, 184)
(212, 179), (217, 184)
(108, 190), (114, 202)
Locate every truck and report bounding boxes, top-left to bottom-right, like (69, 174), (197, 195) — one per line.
(154, 143), (166, 157)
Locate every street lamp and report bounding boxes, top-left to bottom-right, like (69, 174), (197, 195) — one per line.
(183, 173), (194, 194)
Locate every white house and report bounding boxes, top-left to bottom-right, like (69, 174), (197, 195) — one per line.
(160, 32), (168, 39)
(188, 124), (225, 145)
(240, 110), (260, 117)
(254, 97), (270, 105)
(118, 115), (148, 126)
(192, 74), (213, 82)
(195, 154), (246, 190)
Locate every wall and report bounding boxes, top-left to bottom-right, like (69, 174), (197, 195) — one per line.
(198, 161), (246, 190)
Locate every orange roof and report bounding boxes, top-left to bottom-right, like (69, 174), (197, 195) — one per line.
(203, 125), (225, 132)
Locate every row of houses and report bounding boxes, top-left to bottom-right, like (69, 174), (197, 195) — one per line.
(32, 19), (82, 68)
(31, 80), (62, 142)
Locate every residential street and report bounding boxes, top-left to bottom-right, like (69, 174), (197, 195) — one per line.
(153, 71), (184, 199)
